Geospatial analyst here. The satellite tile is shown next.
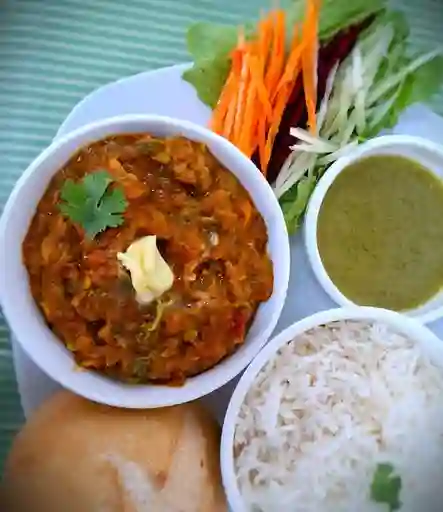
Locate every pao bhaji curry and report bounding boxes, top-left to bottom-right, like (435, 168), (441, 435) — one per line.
(23, 135), (273, 385)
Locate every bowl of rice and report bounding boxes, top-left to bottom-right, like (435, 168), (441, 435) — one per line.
(221, 307), (443, 512)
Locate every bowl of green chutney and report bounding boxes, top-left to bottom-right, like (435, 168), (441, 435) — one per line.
(305, 135), (443, 324)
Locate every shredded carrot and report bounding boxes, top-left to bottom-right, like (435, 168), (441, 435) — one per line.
(238, 55), (270, 156)
(231, 45), (245, 74)
(210, 69), (237, 134)
(223, 44), (245, 139)
(257, 114), (267, 170)
(249, 56), (273, 122)
(253, 16), (275, 161)
(262, 21), (304, 173)
(237, 69), (256, 156)
(210, 36), (244, 138)
(258, 14), (273, 74)
(301, 0), (320, 134)
(265, 10), (287, 94)
(263, 82), (293, 173)
(275, 24), (303, 97)
(208, 1), (320, 174)
(235, 32), (270, 157)
(232, 59), (250, 146)
(231, 30), (250, 145)
(223, 84), (239, 140)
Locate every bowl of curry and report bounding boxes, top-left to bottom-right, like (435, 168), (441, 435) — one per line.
(0, 115), (290, 408)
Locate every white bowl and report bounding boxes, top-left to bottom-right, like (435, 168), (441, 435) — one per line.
(220, 306), (443, 512)
(304, 135), (443, 324)
(0, 114), (290, 409)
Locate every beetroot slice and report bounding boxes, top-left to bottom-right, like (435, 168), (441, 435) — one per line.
(258, 18), (373, 184)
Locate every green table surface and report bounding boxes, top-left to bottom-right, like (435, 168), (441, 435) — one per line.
(0, 0), (442, 469)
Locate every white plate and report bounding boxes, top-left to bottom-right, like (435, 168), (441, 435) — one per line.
(11, 63), (443, 420)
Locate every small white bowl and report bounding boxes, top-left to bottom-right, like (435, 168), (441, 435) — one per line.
(304, 135), (443, 324)
(0, 114), (290, 409)
(220, 306), (443, 512)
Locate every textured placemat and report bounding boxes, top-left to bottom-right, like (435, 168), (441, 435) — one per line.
(0, 0), (442, 469)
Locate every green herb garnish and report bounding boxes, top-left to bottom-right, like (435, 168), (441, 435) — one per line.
(371, 463), (402, 511)
(58, 170), (127, 239)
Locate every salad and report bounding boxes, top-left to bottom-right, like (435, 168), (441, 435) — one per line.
(183, 0), (443, 233)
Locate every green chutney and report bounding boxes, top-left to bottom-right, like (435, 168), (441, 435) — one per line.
(317, 155), (443, 311)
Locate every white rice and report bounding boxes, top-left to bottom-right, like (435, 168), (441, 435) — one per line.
(234, 320), (443, 512)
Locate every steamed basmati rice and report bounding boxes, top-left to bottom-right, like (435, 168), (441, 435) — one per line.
(234, 320), (443, 512)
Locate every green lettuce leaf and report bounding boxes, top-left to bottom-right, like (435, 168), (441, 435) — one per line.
(405, 55), (443, 105)
(316, 0), (385, 41)
(183, 22), (254, 108)
(186, 23), (240, 62)
(182, 54), (232, 109)
(183, 0), (385, 108)
(366, 55), (443, 137)
(362, 11), (443, 136)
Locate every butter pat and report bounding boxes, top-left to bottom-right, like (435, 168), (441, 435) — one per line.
(117, 236), (174, 305)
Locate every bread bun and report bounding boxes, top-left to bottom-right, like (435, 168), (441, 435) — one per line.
(1, 391), (227, 512)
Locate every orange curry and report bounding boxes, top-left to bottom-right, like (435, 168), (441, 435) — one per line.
(23, 135), (273, 384)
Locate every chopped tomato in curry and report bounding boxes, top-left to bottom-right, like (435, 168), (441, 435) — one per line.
(23, 135), (273, 384)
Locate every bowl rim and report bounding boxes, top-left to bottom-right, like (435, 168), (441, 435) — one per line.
(304, 134), (443, 325)
(220, 306), (443, 512)
(0, 113), (290, 408)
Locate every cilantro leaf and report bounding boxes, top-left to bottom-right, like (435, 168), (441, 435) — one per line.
(82, 171), (113, 203)
(371, 463), (402, 511)
(58, 170), (128, 239)
(59, 180), (89, 224)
